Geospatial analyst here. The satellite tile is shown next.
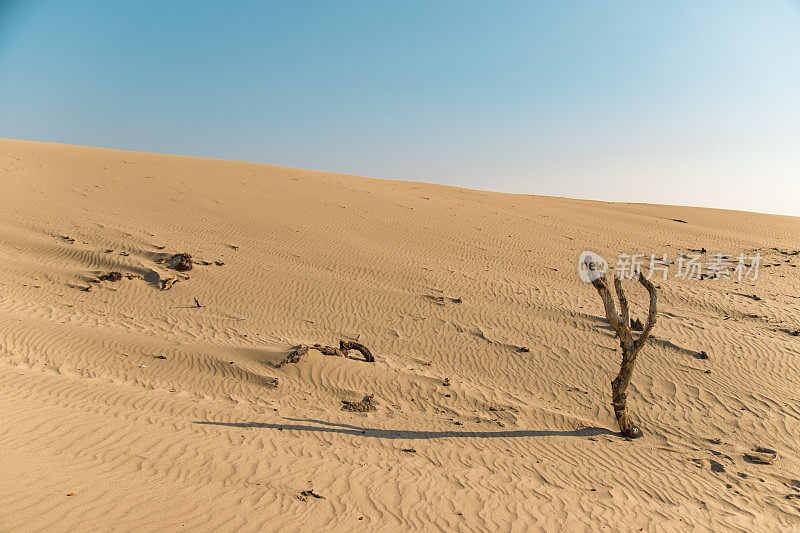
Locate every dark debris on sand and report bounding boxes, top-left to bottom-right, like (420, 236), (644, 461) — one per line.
(342, 394), (376, 412)
(158, 252), (193, 272)
(297, 489), (325, 501)
(98, 271), (123, 282)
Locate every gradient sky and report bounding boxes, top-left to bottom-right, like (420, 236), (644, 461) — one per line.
(2, 1), (799, 216)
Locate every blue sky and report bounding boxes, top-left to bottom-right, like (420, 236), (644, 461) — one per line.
(2, 1), (799, 215)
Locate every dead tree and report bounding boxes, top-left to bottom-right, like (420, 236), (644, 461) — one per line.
(591, 271), (657, 438)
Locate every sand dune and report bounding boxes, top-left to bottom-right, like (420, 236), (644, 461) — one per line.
(1, 139), (799, 531)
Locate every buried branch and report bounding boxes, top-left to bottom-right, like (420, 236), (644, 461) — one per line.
(275, 345), (309, 367)
(275, 341), (375, 368)
(591, 271), (657, 438)
(338, 341), (375, 362)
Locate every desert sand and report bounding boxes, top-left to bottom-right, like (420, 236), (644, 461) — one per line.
(1, 139), (799, 531)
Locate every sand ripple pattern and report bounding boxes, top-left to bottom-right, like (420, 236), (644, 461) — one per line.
(1, 140), (799, 531)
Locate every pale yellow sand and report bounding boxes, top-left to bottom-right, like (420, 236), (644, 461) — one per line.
(1, 139), (799, 531)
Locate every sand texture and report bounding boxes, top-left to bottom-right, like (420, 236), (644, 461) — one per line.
(1, 139), (799, 531)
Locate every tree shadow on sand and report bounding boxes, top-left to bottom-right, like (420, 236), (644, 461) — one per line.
(194, 418), (618, 439)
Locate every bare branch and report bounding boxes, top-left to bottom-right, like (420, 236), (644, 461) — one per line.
(613, 275), (631, 330)
(591, 275), (623, 334)
(634, 273), (658, 353)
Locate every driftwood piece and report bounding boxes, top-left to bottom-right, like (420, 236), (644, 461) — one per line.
(275, 340), (376, 368)
(339, 340), (375, 362)
(591, 271), (657, 439)
(313, 344), (341, 356)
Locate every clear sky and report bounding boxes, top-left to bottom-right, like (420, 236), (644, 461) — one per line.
(2, 1), (799, 216)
